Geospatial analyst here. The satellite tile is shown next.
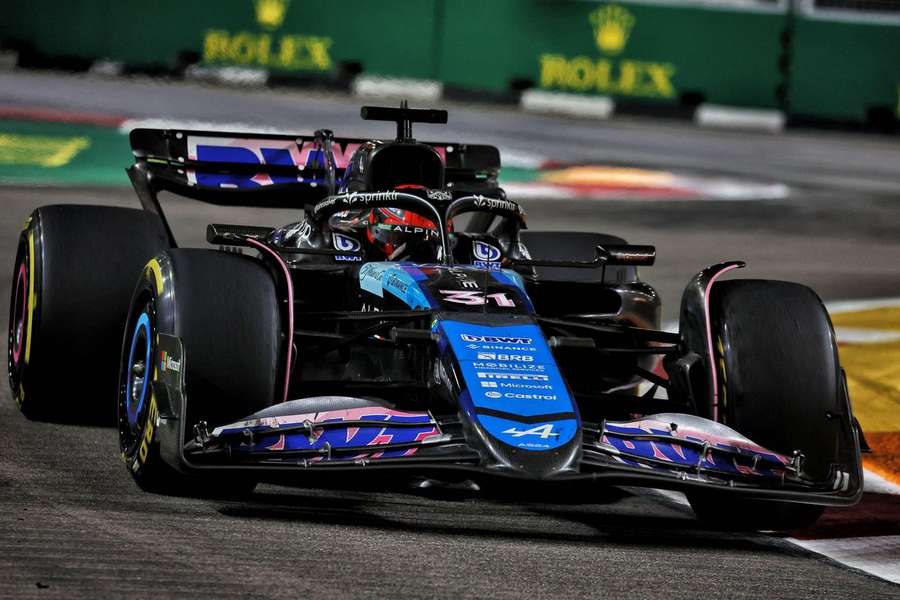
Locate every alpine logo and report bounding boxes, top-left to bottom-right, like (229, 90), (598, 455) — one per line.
(473, 241), (501, 262)
(461, 334), (532, 344)
(502, 423), (558, 439)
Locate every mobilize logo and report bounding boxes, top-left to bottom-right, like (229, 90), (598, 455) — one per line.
(502, 423), (559, 439)
(473, 362), (546, 372)
(461, 334), (532, 344)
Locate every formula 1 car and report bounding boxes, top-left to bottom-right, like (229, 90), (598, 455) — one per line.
(8, 103), (863, 530)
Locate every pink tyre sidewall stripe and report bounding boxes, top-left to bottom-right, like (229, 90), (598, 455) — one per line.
(10, 261), (27, 366)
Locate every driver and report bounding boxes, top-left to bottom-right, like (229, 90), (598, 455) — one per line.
(329, 206), (441, 262)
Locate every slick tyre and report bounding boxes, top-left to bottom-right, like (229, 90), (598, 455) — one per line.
(688, 280), (842, 530)
(118, 249), (280, 496)
(7, 205), (169, 422)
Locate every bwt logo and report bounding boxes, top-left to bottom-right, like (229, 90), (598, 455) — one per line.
(460, 334), (532, 344)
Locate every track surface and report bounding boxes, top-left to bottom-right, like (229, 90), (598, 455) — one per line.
(1, 71), (899, 598)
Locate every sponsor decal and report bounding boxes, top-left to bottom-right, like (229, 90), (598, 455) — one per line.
(202, 0), (332, 72)
(472, 362), (546, 372)
(440, 290), (515, 307)
(426, 189), (453, 201)
(473, 261), (502, 271)
(473, 196), (520, 213)
(538, 4), (676, 100)
(501, 392), (557, 400)
(473, 241), (502, 262)
(476, 352), (533, 362)
(476, 372), (550, 382)
(502, 423), (559, 440)
(159, 350), (181, 373)
(333, 232), (360, 252)
(461, 334), (532, 344)
(499, 383), (553, 390)
(333, 232), (362, 261)
(390, 225), (439, 239)
(441, 320), (579, 451)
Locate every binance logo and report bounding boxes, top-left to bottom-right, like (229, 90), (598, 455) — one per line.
(254, 0), (289, 30)
(589, 4), (634, 55)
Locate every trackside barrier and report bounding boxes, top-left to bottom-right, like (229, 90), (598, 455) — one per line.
(0, 0), (442, 79)
(1, 0), (899, 126)
(789, 3), (900, 124)
(437, 0), (788, 109)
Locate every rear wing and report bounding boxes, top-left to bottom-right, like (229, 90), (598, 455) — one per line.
(128, 128), (501, 208)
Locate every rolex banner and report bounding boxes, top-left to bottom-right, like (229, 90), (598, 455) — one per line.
(3, 0), (898, 121)
(1, 0), (443, 79)
(438, 0), (788, 108)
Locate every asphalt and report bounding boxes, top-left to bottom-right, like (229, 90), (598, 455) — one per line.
(1, 70), (899, 598)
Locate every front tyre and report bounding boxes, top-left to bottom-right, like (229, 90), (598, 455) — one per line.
(119, 250), (281, 496)
(688, 280), (843, 530)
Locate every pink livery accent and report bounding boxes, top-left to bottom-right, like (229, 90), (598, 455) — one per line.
(704, 263), (743, 422)
(243, 238), (294, 405)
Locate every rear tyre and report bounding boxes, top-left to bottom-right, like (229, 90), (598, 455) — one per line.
(687, 280), (841, 530)
(7, 205), (169, 422)
(118, 249), (280, 496)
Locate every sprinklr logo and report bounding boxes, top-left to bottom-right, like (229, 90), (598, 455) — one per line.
(589, 4), (635, 55)
(254, 0), (289, 29)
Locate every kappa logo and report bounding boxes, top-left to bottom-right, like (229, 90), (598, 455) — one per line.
(254, 0), (289, 29)
(473, 241), (501, 262)
(502, 423), (559, 439)
(589, 4), (634, 55)
(333, 233), (361, 253)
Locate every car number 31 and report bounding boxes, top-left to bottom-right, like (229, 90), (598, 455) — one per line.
(439, 289), (516, 307)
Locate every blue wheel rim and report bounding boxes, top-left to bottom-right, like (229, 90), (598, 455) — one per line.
(125, 312), (152, 429)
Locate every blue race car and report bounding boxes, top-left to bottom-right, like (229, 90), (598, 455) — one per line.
(8, 104), (863, 529)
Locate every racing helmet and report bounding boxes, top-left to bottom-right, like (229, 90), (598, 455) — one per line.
(366, 205), (440, 261)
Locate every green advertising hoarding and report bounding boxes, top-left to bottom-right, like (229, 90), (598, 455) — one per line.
(439, 0), (788, 108)
(1, 0), (442, 79)
(789, 13), (900, 123)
